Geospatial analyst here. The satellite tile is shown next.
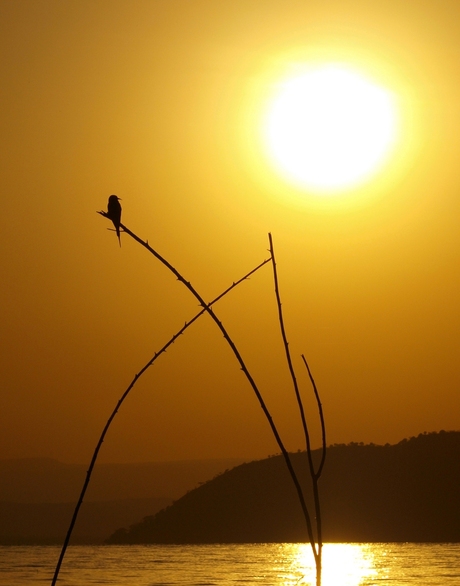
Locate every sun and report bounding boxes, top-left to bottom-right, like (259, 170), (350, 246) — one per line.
(263, 64), (399, 194)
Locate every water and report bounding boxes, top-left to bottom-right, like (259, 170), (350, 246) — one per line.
(0, 543), (459, 585)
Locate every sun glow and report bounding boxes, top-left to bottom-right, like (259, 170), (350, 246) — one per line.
(263, 64), (400, 194)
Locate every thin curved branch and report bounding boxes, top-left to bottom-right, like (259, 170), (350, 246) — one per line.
(268, 234), (314, 470)
(51, 248), (270, 585)
(268, 233), (319, 560)
(301, 354), (327, 479)
(100, 213), (315, 547)
(301, 353), (327, 586)
(268, 233), (327, 586)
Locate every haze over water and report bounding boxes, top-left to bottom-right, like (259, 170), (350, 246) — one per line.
(2, 543), (459, 585)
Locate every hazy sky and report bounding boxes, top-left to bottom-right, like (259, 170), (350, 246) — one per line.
(1, 0), (459, 464)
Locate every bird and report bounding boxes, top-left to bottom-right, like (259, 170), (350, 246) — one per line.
(107, 195), (122, 247)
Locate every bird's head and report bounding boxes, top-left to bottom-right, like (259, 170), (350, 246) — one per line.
(109, 194), (121, 202)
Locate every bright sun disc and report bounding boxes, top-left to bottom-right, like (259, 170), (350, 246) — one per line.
(264, 65), (399, 193)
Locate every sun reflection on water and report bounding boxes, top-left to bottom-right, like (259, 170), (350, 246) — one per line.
(287, 543), (377, 586)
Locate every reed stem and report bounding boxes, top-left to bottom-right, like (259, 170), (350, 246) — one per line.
(268, 233), (327, 586)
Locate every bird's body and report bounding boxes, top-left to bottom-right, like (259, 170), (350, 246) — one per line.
(107, 195), (122, 246)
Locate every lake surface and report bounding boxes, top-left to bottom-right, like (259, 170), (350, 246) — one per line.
(1, 543), (459, 585)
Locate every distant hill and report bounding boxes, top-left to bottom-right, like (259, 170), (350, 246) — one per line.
(106, 431), (460, 544)
(0, 457), (245, 544)
(0, 457), (246, 503)
(0, 498), (170, 545)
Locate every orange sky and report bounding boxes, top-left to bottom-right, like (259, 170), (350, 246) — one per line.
(1, 0), (459, 464)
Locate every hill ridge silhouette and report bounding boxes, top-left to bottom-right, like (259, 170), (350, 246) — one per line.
(0, 457), (246, 503)
(0, 456), (245, 544)
(107, 431), (460, 544)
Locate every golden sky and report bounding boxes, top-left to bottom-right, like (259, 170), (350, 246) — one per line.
(1, 0), (459, 464)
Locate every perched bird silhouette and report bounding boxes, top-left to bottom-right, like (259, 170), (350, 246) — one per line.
(107, 195), (122, 247)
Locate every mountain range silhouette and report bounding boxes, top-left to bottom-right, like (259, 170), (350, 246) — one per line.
(107, 431), (460, 544)
(0, 457), (243, 544)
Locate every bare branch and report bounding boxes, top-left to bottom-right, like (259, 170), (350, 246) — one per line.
(269, 232), (327, 585)
(51, 237), (270, 585)
(301, 354), (327, 478)
(107, 220), (313, 548)
(268, 232), (317, 555)
(52, 215), (314, 584)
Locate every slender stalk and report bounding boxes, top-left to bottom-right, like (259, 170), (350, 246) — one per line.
(301, 354), (327, 586)
(268, 233), (326, 586)
(301, 355), (327, 479)
(267, 234), (315, 473)
(51, 254), (270, 585)
(268, 234), (317, 548)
